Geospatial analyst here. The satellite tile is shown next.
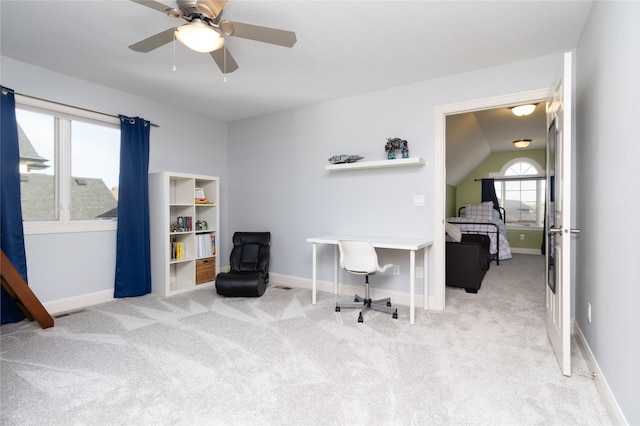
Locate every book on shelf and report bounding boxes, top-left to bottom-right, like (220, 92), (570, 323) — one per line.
(171, 240), (185, 260)
(175, 216), (193, 232)
(195, 232), (216, 258)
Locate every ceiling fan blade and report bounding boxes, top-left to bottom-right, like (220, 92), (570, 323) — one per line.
(219, 21), (296, 47)
(129, 27), (176, 52)
(209, 46), (239, 74)
(130, 0), (176, 14)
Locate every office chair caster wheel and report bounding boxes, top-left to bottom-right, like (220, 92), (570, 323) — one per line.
(358, 313), (364, 323)
(335, 306), (341, 312)
(392, 310), (398, 319)
(386, 301), (392, 307)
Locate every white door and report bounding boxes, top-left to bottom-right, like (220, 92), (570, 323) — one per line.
(545, 52), (576, 376)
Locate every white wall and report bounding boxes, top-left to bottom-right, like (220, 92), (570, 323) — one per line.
(227, 53), (563, 295)
(575, 2), (640, 424)
(1, 57), (230, 306)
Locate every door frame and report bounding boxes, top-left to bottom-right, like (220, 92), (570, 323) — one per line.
(433, 88), (550, 310)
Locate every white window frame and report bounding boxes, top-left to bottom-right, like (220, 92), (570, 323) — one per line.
(491, 158), (546, 230)
(16, 95), (120, 235)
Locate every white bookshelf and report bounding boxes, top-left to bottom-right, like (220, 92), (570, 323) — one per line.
(149, 172), (219, 297)
(325, 157), (426, 171)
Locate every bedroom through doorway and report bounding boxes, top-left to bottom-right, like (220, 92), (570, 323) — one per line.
(434, 90), (550, 309)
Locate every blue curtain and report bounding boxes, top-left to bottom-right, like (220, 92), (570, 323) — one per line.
(481, 178), (500, 211)
(1, 86), (28, 324)
(114, 115), (151, 298)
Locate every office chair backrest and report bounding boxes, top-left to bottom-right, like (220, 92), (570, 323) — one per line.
(338, 240), (379, 275)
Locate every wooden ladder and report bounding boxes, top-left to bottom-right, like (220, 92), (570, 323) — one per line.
(1, 250), (54, 329)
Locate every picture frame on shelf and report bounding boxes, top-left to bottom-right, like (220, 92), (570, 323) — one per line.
(195, 187), (209, 204)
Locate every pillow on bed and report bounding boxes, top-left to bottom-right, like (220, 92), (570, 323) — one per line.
(464, 202), (494, 221)
(445, 223), (462, 242)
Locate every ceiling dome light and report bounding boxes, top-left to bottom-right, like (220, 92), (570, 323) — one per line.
(175, 19), (224, 53)
(510, 104), (537, 117)
(513, 139), (532, 149)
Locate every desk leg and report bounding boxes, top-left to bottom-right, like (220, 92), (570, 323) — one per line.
(423, 246), (429, 311)
(334, 245), (339, 294)
(410, 249), (416, 325)
(312, 242), (317, 305)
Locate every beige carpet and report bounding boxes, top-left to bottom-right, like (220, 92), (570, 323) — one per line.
(0, 254), (611, 425)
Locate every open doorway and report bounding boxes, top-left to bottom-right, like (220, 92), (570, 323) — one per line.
(446, 102), (548, 248)
(432, 89), (550, 311)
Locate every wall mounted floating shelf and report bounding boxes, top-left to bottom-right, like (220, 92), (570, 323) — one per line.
(325, 157), (426, 171)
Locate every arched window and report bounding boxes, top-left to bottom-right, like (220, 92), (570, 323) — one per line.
(492, 158), (545, 228)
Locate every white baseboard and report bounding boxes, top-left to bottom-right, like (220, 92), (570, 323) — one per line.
(44, 290), (114, 316)
(269, 272), (435, 310)
(573, 320), (628, 425)
(510, 247), (543, 255)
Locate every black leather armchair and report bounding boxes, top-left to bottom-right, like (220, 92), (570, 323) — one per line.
(446, 234), (490, 293)
(215, 232), (271, 297)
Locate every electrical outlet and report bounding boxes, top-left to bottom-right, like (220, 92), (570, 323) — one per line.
(587, 302), (592, 323)
(520, 234), (525, 241)
(393, 265), (400, 275)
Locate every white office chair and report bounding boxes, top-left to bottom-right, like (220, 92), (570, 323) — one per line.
(335, 240), (398, 323)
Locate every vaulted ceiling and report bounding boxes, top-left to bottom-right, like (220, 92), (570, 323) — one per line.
(446, 103), (547, 186)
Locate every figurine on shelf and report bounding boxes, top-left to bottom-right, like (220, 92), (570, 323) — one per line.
(328, 154), (364, 164)
(385, 137), (409, 159)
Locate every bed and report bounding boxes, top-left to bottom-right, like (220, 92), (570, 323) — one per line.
(447, 202), (512, 264)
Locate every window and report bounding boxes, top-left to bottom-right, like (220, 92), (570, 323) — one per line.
(15, 99), (120, 234)
(493, 159), (545, 228)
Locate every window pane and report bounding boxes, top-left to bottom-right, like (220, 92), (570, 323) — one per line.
(504, 180), (541, 226)
(16, 109), (58, 221)
(506, 161), (537, 176)
(70, 121), (120, 220)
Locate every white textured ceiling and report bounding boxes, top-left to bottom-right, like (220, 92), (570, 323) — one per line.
(0, 0), (592, 123)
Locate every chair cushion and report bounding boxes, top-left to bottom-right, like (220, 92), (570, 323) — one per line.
(216, 271), (267, 297)
(239, 244), (260, 271)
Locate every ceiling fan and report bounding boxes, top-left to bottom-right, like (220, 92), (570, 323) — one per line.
(128, 0), (297, 74)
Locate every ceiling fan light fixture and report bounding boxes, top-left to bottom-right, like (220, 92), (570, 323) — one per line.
(510, 104), (537, 117)
(175, 20), (224, 53)
(513, 139), (532, 149)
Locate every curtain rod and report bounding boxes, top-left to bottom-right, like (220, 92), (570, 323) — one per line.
(2, 87), (159, 128)
(474, 176), (546, 182)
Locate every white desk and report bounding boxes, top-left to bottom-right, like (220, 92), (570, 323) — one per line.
(307, 235), (433, 325)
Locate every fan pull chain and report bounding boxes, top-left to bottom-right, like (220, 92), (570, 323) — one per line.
(223, 45), (227, 83)
(172, 32), (177, 71)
